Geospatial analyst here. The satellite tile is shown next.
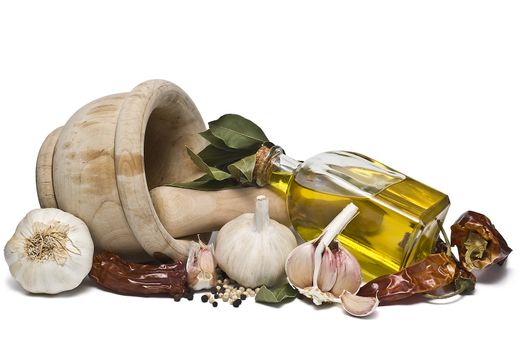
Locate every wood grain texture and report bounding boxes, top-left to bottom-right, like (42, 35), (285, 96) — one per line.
(151, 186), (289, 238)
(37, 80), (207, 260)
(36, 126), (62, 208)
(114, 80), (206, 260)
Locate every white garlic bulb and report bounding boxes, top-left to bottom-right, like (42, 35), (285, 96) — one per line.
(4, 208), (94, 294)
(285, 203), (379, 317)
(215, 195), (297, 288)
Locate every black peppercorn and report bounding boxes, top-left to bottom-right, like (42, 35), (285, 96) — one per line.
(210, 287), (217, 294)
(240, 294), (247, 300)
(212, 301), (218, 307)
(232, 299), (242, 307)
(201, 294), (209, 303)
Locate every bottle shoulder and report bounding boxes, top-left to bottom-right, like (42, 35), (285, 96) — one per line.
(295, 151), (406, 198)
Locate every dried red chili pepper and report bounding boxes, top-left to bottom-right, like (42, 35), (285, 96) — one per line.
(357, 253), (456, 303)
(432, 238), (476, 297)
(89, 252), (187, 297)
(452, 265), (476, 294)
(451, 211), (512, 272)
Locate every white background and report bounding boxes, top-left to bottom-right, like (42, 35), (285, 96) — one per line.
(1, 1), (521, 349)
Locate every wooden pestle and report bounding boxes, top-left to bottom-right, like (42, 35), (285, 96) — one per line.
(150, 186), (290, 238)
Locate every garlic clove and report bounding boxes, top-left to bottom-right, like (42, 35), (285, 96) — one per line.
(287, 203), (359, 292)
(330, 243), (362, 296)
(285, 242), (315, 289)
(198, 244), (217, 274)
(186, 238), (218, 291)
(317, 246), (337, 292)
(340, 290), (379, 317)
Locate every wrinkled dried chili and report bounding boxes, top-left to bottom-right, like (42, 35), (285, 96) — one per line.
(89, 252), (187, 297)
(451, 211), (512, 271)
(357, 253), (456, 303)
(357, 211), (511, 304)
(431, 238), (476, 297)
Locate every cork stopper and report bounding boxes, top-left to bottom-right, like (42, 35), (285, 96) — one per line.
(254, 145), (283, 186)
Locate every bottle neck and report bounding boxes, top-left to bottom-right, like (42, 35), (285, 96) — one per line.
(255, 145), (301, 192)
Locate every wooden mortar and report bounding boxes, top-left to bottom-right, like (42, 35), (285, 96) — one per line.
(36, 79), (288, 261)
(37, 80), (208, 260)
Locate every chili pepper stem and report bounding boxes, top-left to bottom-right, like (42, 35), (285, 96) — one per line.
(423, 284), (469, 300)
(437, 220), (452, 256)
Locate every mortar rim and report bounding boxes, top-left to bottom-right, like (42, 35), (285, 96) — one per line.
(114, 79), (203, 260)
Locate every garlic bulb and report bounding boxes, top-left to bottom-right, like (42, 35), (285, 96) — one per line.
(285, 203), (379, 317)
(186, 237), (218, 290)
(4, 208), (94, 294)
(215, 195), (297, 288)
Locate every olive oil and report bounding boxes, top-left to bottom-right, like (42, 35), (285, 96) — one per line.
(261, 149), (450, 281)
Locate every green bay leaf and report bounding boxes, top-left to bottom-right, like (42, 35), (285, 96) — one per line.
(227, 154), (256, 182)
(199, 129), (229, 150)
(198, 144), (253, 168)
(208, 114), (269, 149)
(167, 174), (241, 190)
(186, 147), (231, 181)
(255, 284), (298, 304)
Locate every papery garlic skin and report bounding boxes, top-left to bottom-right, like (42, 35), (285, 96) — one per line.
(285, 203), (379, 316)
(186, 238), (217, 290)
(4, 208), (94, 294)
(285, 242), (315, 289)
(317, 247), (337, 292)
(286, 203), (360, 303)
(330, 245), (361, 296)
(215, 195), (297, 288)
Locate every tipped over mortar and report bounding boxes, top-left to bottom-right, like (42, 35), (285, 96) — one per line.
(36, 80), (208, 260)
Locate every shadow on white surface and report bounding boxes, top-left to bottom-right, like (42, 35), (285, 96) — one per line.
(4, 275), (97, 298)
(476, 263), (511, 284)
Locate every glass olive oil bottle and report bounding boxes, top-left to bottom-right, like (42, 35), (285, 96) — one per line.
(256, 147), (450, 281)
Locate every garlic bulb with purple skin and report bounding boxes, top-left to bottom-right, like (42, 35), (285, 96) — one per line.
(285, 203), (379, 317)
(186, 237), (217, 290)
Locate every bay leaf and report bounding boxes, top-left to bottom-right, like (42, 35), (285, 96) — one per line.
(208, 114), (269, 149)
(227, 154), (256, 183)
(198, 144), (252, 168)
(167, 174), (242, 190)
(255, 284), (298, 304)
(199, 129), (229, 150)
(186, 147), (231, 181)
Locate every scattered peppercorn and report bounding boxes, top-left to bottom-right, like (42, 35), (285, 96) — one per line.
(232, 299), (242, 307)
(213, 293), (219, 299)
(212, 301), (218, 307)
(201, 294), (209, 303)
(240, 294), (247, 300)
(210, 287), (217, 294)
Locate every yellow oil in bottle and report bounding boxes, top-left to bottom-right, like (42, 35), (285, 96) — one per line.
(265, 151), (450, 281)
